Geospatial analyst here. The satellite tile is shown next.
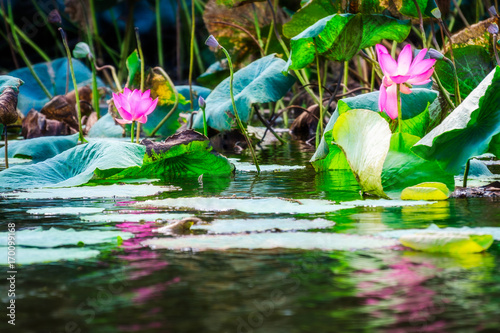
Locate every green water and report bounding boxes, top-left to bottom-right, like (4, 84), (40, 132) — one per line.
(1, 140), (500, 333)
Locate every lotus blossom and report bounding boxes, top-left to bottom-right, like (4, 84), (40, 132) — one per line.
(376, 44), (436, 119)
(112, 88), (158, 124)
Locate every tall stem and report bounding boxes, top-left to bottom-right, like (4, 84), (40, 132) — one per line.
(221, 47), (261, 174)
(60, 28), (86, 144)
(315, 54), (323, 148)
(188, 0), (195, 108)
(343, 61), (349, 95)
(6, 1), (51, 99)
(4, 126), (8, 169)
(463, 159), (470, 187)
(412, 0), (427, 47)
(118, 0), (135, 82)
(156, 0), (164, 68)
(150, 67), (179, 137)
(397, 83), (402, 133)
(135, 28), (145, 143)
(130, 121), (135, 143)
(201, 106), (208, 137)
(90, 57), (100, 118)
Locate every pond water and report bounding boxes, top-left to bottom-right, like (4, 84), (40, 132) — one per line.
(1, 138), (500, 333)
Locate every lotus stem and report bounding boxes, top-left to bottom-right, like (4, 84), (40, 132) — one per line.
(6, 1), (52, 99)
(150, 67), (179, 137)
(433, 72), (455, 110)
(221, 46), (261, 174)
(316, 53), (324, 148)
(397, 83), (402, 133)
(463, 159), (470, 187)
(156, 0), (164, 68)
(118, 0), (135, 82)
(59, 28), (86, 144)
(188, 0), (195, 108)
(95, 64), (122, 92)
(29, 0), (65, 56)
(0, 5), (51, 63)
(135, 27), (145, 143)
(90, 57), (100, 118)
(343, 61), (349, 95)
(493, 34), (500, 65)
(412, 0), (427, 47)
(180, 0), (204, 73)
(4, 126), (8, 169)
(201, 105), (208, 137)
(130, 121), (135, 143)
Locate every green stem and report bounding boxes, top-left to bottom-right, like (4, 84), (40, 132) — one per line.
(343, 60), (349, 95)
(370, 65), (375, 92)
(6, 1), (51, 99)
(315, 54), (323, 148)
(463, 159), (470, 187)
(90, 57), (100, 118)
(412, 0), (427, 47)
(95, 64), (122, 91)
(188, 0), (195, 108)
(433, 72), (455, 110)
(130, 121), (135, 143)
(156, 0), (164, 68)
(201, 106), (208, 137)
(118, 1), (135, 82)
(135, 27), (145, 143)
(180, 0), (204, 74)
(29, 0), (65, 56)
(60, 28), (86, 144)
(252, 5), (263, 48)
(110, 8), (123, 47)
(150, 67), (180, 137)
(0, 6), (51, 63)
(221, 47), (260, 174)
(397, 83), (402, 133)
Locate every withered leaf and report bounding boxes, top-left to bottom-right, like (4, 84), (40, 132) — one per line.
(0, 88), (19, 126)
(22, 110), (76, 139)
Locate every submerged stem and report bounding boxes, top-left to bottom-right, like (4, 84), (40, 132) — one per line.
(221, 47), (261, 174)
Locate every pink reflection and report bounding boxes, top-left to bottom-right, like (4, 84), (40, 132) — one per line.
(357, 257), (448, 332)
(132, 277), (181, 303)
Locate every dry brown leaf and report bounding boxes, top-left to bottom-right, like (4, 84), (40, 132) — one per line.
(22, 110), (76, 139)
(450, 16), (499, 50)
(0, 88), (19, 126)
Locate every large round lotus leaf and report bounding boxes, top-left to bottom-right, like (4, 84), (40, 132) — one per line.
(381, 133), (454, 191)
(398, 0), (439, 18)
(0, 75), (23, 94)
(0, 134), (78, 162)
(399, 233), (494, 253)
(87, 114), (124, 138)
(401, 186), (449, 201)
(0, 140), (145, 189)
(286, 13), (410, 69)
(413, 66), (500, 174)
(434, 46), (494, 101)
(191, 55), (296, 131)
(111, 130), (234, 178)
(332, 109), (392, 197)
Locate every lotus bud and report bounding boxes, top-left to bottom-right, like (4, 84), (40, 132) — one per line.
(488, 23), (499, 35)
(427, 48), (444, 60)
(431, 8), (442, 19)
(48, 9), (62, 25)
(205, 35), (220, 49)
(198, 96), (206, 109)
(488, 6), (498, 17)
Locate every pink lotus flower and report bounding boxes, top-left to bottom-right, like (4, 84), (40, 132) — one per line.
(376, 44), (436, 119)
(112, 88), (158, 125)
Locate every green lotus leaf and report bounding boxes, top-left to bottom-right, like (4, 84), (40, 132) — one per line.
(0, 75), (24, 94)
(286, 13), (410, 69)
(398, 0), (439, 18)
(87, 113), (124, 138)
(110, 130), (234, 179)
(434, 45), (494, 101)
(401, 182), (450, 201)
(382, 133), (454, 191)
(0, 140), (145, 189)
(191, 55), (295, 131)
(332, 109), (392, 197)
(413, 66), (500, 174)
(0, 134), (78, 162)
(399, 233), (493, 253)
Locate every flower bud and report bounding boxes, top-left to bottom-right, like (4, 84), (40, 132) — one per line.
(488, 23), (499, 35)
(431, 8), (442, 19)
(488, 6), (497, 17)
(427, 48), (444, 60)
(48, 9), (62, 25)
(205, 35), (220, 49)
(198, 96), (206, 108)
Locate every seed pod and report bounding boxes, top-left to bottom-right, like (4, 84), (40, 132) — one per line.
(0, 88), (19, 126)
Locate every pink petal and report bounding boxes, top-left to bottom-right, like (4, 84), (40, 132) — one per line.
(408, 59), (436, 76)
(136, 115), (148, 124)
(383, 76), (394, 87)
(407, 68), (435, 85)
(143, 98), (158, 116)
(397, 44), (412, 75)
(123, 87), (132, 96)
(389, 75), (411, 84)
(142, 90), (151, 99)
(376, 44), (389, 57)
(410, 48), (428, 70)
(116, 118), (132, 124)
(384, 84), (399, 120)
(400, 85), (412, 94)
(128, 89), (143, 117)
(378, 84), (387, 113)
(134, 99), (156, 119)
(379, 53), (398, 76)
